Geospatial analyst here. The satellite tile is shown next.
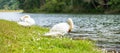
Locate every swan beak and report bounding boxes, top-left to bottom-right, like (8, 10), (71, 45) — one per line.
(68, 29), (71, 33)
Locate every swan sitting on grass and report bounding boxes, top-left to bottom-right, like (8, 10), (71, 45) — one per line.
(45, 18), (74, 37)
(17, 15), (35, 27)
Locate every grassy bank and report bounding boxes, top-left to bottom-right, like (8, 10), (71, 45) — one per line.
(0, 20), (101, 53)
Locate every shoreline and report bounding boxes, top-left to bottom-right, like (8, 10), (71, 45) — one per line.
(0, 10), (23, 12)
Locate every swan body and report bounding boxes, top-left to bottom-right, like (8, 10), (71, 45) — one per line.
(18, 22), (30, 26)
(45, 18), (74, 37)
(17, 15), (35, 27)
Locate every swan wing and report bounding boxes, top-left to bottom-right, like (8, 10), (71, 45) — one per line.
(50, 23), (70, 33)
(25, 18), (35, 25)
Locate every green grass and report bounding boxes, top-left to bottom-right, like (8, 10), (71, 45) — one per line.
(0, 20), (101, 53)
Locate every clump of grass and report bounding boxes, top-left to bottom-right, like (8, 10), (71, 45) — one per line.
(0, 19), (101, 53)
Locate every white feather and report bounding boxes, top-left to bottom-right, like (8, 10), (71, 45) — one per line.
(44, 18), (74, 37)
(17, 22), (30, 26)
(17, 15), (35, 27)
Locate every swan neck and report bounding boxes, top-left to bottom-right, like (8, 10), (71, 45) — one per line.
(67, 18), (74, 32)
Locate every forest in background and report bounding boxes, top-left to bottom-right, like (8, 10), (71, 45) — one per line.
(0, 0), (120, 14)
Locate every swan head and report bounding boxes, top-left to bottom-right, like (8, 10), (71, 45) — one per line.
(20, 15), (30, 21)
(67, 18), (74, 32)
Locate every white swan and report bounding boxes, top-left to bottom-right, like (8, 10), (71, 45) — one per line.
(17, 15), (35, 27)
(45, 18), (74, 37)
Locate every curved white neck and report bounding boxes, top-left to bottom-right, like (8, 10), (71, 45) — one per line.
(67, 18), (74, 32)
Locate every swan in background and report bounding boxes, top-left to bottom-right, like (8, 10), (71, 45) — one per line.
(45, 18), (74, 37)
(17, 15), (35, 27)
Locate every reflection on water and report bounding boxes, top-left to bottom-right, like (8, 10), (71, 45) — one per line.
(0, 12), (120, 50)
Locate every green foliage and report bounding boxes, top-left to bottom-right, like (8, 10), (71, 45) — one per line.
(17, 0), (120, 14)
(0, 0), (19, 10)
(1, 0), (120, 13)
(40, 0), (66, 13)
(0, 20), (101, 53)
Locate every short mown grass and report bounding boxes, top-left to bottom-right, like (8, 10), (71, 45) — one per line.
(0, 20), (101, 53)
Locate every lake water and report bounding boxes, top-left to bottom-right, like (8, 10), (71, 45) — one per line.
(0, 12), (120, 52)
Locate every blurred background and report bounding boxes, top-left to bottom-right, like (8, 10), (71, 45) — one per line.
(0, 0), (120, 14)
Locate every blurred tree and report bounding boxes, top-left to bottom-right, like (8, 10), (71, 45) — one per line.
(0, 0), (118, 13)
(0, 0), (19, 10)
